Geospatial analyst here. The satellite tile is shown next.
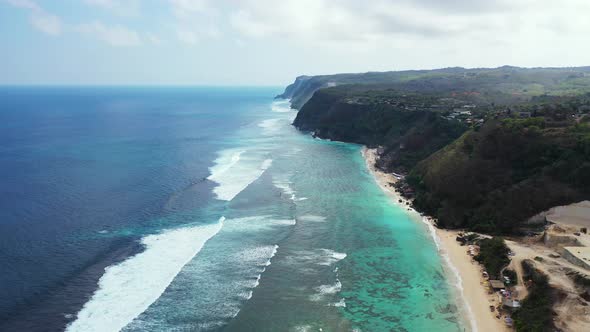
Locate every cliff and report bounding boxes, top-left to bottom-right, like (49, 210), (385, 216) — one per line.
(287, 66), (590, 233)
(279, 66), (590, 110)
(293, 87), (467, 172)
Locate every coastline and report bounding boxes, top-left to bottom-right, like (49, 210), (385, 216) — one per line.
(362, 147), (510, 332)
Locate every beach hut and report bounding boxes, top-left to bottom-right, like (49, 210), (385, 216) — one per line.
(489, 280), (505, 290)
(502, 298), (521, 308)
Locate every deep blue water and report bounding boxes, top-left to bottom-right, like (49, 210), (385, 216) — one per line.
(0, 87), (278, 330)
(0, 87), (465, 332)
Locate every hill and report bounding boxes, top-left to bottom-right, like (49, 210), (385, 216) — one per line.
(408, 115), (590, 233)
(287, 66), (590, 232)
(280, 66), (590, 110)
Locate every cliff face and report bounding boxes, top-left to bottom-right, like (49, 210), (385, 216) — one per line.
(286, 66), (590, 233)
(278, 66), (590, 110)
(276, 76), (335, 109)
(275, 75), (310, 100)
(293, 88), (467, 172)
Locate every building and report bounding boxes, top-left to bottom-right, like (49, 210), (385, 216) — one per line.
(563, 246), (590, 270)
(489, 280), (505, 290)
(502, 298), (521, 308)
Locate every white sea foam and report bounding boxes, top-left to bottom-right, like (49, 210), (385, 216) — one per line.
(66, 218), (224, 332)
(273, 175), (308, 202)
(421, 217), (477, 332)
(258, 118), (283, 135)
(227, 216), (296, 231)
(330, 298), (346, 307)
(273, 176), (297, 201)
(233, 244), (279, 269)
(271, 100), (292, 113)
(316, 279), (342, 295)
(421, 216), (441, 251)
(271, 219), (297, 226)
(208, 149), (245, 179)
(310, 279), (342, 302)
(258, 118), (281, 127)
(224, 244), (279, 319)
(253, 274), (262, 288)
(284, 249), (347, 270)
(298, 215), (327, 223)
(317, 249), (347, 266)
(234, 244), (279, 290)
(208, 148), (272, 201)
(238, 290), (254, 300)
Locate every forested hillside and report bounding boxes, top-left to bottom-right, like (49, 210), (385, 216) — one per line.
(409, 116), (590, 233)
(287, 67), (590, 232)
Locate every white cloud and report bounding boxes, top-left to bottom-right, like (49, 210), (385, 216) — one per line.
(168, 0), (214, 17)
(3, 0), (62, 35)
(29, 11), (61, 35)
(146, 33), (162, 45)
(4, 0), (590, 84)
(176, 29), (197, 44)
(168, 0), (220, 45)
(219, 0), (590, 54)
(77, 21), (142, 46)
(4, 0), (39, 10)
(83, 0), (141, 17)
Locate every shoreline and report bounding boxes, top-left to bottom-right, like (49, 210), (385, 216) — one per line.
(362, 147), (510, 332)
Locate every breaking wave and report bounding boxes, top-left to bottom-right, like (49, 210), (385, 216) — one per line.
(66, 218), (224, 332)
(208, 148), (272, 201)
(271, 100), (292, 113)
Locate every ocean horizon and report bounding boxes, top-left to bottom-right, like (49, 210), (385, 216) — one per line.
(0, 86), (465, 331)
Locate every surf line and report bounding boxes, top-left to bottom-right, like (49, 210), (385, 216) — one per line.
(66, 217), (224, 332)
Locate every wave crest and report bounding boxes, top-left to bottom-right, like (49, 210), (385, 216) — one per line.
(66, 218), (224, 332)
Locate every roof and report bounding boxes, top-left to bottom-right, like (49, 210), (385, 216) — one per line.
(563, 246), (590, 269)
(502, 298), (521, 308)
(489, 280), (505, 289)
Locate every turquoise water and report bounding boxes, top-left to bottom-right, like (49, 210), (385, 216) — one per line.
(0, 88), (463, 331)
(219, 136), (463, 331)
(130, 99), (463, 331)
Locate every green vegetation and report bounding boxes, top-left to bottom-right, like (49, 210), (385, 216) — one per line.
(282, 66), (590, 330)
(293, 88), (468, 172)
(409, 113), (590, 233)
(502, 117), (546, 131)
(503, 269), (518, 285)
(513, 260), (555, 332)
(281, 66), (590, 110)
(473, 237), (510, 278)
(289, 67), (590, 233)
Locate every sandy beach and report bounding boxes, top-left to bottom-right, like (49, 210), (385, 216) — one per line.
(362, 147), (510, 332)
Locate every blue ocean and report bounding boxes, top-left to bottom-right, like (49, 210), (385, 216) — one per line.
(0, 87), (465, 331)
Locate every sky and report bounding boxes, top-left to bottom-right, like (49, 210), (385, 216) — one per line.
(1, 0), (589, 85)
